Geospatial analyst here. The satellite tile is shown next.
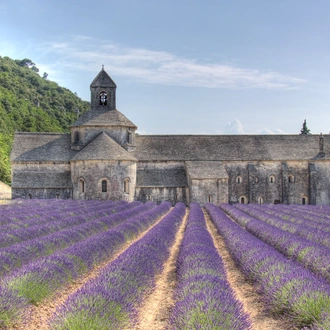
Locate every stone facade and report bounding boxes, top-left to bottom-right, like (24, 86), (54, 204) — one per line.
(10, 68), (330, 205)
(0, 181), (11, 200)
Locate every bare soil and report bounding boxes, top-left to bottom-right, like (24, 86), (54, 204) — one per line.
(133, 209), (189, 330)
(8, 209), (172, 330)
(203, 209), (295, 330)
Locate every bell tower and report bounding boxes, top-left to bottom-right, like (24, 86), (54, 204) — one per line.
(90, 65), (117, 110)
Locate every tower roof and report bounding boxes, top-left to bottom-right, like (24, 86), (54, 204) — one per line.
(71, 132), (137, 161)
(90, 66), (116, 88)
(70, 108), (137, 128)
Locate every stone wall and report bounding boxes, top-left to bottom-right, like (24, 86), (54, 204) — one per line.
(71, 126), (134, 149)
(135, 161), (188, 204)
(71, 160), (136, 201)
(226, 161), (311, 205)
(189, 178), (228, 205)
(11, 162), (72, 199)
(0, 181), (11, 199)
(310, 162), (330, 205)
(12, 188), (71, 199)
(135, 186), (188, 205)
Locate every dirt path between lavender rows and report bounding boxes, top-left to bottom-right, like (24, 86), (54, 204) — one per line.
(203, 209), (295, 330)
(10, 208), (173, 330)
(133, 209), (189, 330)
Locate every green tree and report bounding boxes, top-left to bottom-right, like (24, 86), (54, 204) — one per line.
(0, 56), (90, 184)
(300, 119), (311, 135)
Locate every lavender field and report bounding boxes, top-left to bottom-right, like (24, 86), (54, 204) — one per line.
(1, 200), (330, 329)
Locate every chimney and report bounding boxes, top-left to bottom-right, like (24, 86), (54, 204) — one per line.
(319, 133), (324, 155)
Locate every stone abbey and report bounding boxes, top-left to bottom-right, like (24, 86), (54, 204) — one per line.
(10, 68), (330, 205)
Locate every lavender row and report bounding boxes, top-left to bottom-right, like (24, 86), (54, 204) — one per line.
(170, 203), (251, 330)
(0, 199), (126, 228)
(0, 201), (131, 249)
(234, 203), (330, 250)
(222, 204), (330, 283)
(250, 203), (330, 232)
(0, 201), (148, 278)
(0, 199), (95, 226)
(0, 200), (124, 231)
(49, 202), (186, 330)
(0, 201), (171, 327)
(206, 204), (330, 329)
(283, 203), (330, 218)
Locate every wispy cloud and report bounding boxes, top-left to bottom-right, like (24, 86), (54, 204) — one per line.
(40, 35), (305, 90)
(216, 119), (286, 135)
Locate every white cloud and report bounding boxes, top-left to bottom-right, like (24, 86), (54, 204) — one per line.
(256, 128), (286, 134)
(216, 119), (286, 135)
(221, 118), (245, 134)
(40, 36), (305, 90)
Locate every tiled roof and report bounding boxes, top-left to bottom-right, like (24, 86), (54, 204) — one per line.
(132, 134), (329, 161)
(11, 133), (74, 162)
(136, 168), (188, 187)
(12, 171), (72, 188)
(90, 68), (116, 88)
(70, 109), (137, 128)
(71, 132), (137, 161)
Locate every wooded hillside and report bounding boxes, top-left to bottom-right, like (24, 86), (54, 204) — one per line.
(0, 56), (90, 184)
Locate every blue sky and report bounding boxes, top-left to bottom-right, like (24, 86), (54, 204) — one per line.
(1, 0), (330, 134)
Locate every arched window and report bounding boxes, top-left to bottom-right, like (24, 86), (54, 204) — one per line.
(302, 197), (307, 205)
(27, 194), (32, 199)
(258, 196), (264, 205)
(124, 178), (130, 194)
(55, 193), (60, 199)
(288, 175), (295, 183)
(236, 176), (242, 184)
(269, 175), (276, 183)
(74, 131), (80, 144)
(240, 196), (246, 204)
(102, 180), (107, 193)
(99, 91), (107, 105)
(79, 179), (85, 193)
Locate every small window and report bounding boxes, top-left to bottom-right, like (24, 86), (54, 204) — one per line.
(208, 195), (212, 203)
(269, 175), (276, 183)
(27, 194), (32, 199)
(79, 179), (85, 193)
(258, 196), (264, 205)
(99, 91), (107, 105)
(236, 176), (242, 184)
(124, 178), (130, 194)
(174, 193), (178, 201)
(288, 175), (295, 183)
(255, 177), (259, 183)
(74, 132), (80, 144)
(146, 194), (152, 201)
(302, 197), (307, 205)
(56, 194), (60, 199)
(102, 180), (107, 193)
(240, 196), (246, 204)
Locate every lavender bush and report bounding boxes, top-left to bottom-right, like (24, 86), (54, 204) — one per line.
(0, 202), (171, 325)
(48, 202), (186, 330)
(206, 203), (330, 329)
(0, 201), (130, 248)
(170, 203), (251, 330)
(223, 204), (330, 283)
(0, 201), (147, 278)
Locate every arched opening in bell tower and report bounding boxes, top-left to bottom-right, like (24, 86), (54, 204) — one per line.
(99, 91), (108, 105)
